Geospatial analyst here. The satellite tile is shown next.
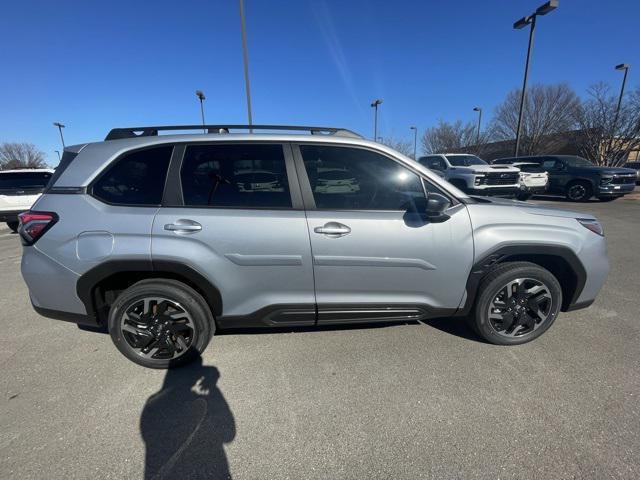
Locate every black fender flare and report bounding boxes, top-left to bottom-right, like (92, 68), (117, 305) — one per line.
(457, 244), (586, 316)
(76, 260), (222, 324)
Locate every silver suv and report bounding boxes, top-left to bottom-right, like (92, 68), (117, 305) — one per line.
(19, 125), (609, 369)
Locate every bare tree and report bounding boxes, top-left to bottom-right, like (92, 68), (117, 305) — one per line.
(380, 136), (414, 157)
(0, 143), (48, 170)
(574, 82), (640, 166)
(421, 120), (477, 154)
(491, 83), (580, 156)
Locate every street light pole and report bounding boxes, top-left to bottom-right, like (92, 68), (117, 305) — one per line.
(473, 107), (482, 145)
(513, 0), (558, 157)
(53, 122), (66, 149)
(410, 126), (417, 159)
(54, 150), (61, 162)
(195, 90), (206, 132)
(239, 0), (253, 131)
(613, 64), (630, 133)
(370, 99), (383, 140)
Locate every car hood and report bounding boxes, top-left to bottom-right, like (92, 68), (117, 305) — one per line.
(451, 165), (520, 174)
(573, 166), (637, 175)
(469, 195), (596, 220)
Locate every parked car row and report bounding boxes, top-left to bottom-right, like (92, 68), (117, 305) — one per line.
(418, 153), (637, 202)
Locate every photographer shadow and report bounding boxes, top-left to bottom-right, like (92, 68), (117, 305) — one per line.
(140, 356), (235, 480)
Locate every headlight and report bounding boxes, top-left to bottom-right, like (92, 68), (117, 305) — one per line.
(577, 218), (604, 236)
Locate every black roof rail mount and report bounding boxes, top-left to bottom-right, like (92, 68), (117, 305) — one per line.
(105, 125), (362, 141)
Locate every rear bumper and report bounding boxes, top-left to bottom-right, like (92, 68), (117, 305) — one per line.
(0, 210), (23, 222)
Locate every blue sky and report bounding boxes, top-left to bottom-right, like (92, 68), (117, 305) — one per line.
(1, 0), (639, 164)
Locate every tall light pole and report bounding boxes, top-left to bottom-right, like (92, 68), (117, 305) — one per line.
(54, 150), (61, 162)
(195, 90), (206, 132)
(513, 0), (558, 157)
(53, 122), (66, 149)
(613, 64), (630, 134)
(473, 107), (482, 145)
(370, 99), (383, 140)
(410, 126), (417, 159)
(239, 0), (253, 131)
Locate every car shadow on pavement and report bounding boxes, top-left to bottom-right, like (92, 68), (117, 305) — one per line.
(140, 355), (235, 480)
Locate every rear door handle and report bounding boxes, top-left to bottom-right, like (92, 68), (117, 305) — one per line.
(314, 222), (351, 238)
(164, 219), (202, 233)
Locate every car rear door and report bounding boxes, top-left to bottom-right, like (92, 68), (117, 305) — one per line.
(151, 142), (316, 327)
(294, 143), (474, 324)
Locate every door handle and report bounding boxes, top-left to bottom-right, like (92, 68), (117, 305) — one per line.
(314, 222), (351, 238)
(164, 219), (202, 233)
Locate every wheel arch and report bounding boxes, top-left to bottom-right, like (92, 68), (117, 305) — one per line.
(76, 260), (223, 325)
(459, 244), (586, 315)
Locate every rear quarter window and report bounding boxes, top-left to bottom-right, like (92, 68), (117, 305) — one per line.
(92, 146), (173, 206)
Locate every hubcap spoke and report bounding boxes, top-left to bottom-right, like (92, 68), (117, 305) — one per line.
(120, 296), (196, 361)
(487, 277), (553, 338)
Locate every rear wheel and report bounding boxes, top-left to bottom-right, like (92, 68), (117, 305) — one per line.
(108, 279), (215, 369)
(565, 181), (592, 202)
(6, 221), (18, 232)
(470, 262), (562, 345)
(515, 191), (531, 201)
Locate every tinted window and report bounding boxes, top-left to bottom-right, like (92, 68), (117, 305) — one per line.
(562, 156), (593, 167)
(300, 145), (424, 210)
(493, 158), (516, 165)
(517, 164), (545, 173)
(542, 159), (561, 171)
(446, 155), (487, 166)
(624, 162), (640, 168)
(181, 144), (291, 208)
(421, 156), (446, 170)
(0, 172), (52, 190)
(93, 146), (173, 205)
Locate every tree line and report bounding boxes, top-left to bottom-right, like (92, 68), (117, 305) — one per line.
(420, 82), (640, 166)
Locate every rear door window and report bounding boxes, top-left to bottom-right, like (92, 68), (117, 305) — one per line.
(0, 172), (52, 191)
(92, 146), (173, 205)
(180, 144), (292, 208)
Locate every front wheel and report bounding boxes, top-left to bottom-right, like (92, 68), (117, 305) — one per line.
(565, 181), (593, 202)
(469, 262), (562, 345)
(108, 279), (215, 369)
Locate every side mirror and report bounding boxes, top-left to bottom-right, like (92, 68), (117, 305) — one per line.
(405, 193), (451, 221)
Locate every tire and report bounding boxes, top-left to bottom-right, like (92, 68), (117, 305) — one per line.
(565, 180), (592, 202)
(597, 196), (617, 202)
(515, 192), (531, 201)
(469, 262), (562, 346)
(108, 279), (215, 369)
(6, 221), (18, 232)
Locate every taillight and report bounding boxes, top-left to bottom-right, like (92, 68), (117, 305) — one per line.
(18, 211), (58, 245)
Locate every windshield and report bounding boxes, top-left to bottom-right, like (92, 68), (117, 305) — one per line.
(562, 156), (593, 167)
(446, 155), (487, 167)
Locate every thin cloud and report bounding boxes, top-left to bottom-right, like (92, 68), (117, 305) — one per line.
(310, 1), (364, 116)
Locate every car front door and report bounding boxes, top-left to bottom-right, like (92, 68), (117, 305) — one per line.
(152, 142), (316, 327)
(540, 157), (567, 193)
(294, 143), (474, 324)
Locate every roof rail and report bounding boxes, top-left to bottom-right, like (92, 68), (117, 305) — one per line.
(105, 125), (363, 141)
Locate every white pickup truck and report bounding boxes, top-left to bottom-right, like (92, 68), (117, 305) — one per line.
(418, 154), (520, 196)
(0, 169), (54, 231)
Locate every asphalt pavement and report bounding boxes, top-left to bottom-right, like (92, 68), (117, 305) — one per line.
(1, 195), (639, 479)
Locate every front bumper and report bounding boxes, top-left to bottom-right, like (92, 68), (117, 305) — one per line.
(469, 186), (519, 196)
(520, 185), (547, 194)
(597, 183), (635, 196)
